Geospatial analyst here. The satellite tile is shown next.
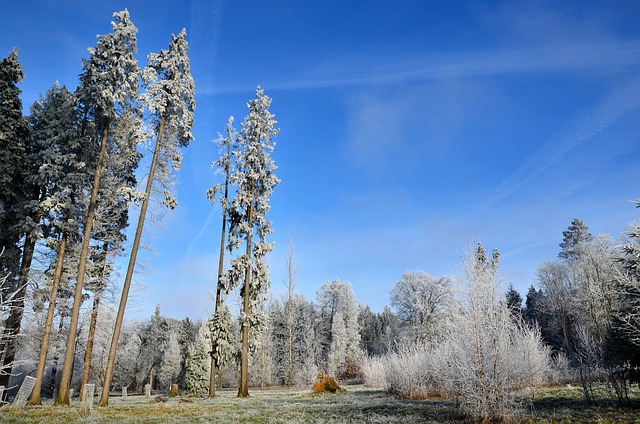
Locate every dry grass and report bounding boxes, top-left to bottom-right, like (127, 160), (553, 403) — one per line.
(1, 384), (639, 423)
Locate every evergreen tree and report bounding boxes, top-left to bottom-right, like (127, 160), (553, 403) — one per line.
(206, 116), (237, 397)
(0, 48), (29, 283)
(0, 49), (31, 394)
(559, 218), (593, 261)
(505, 284), (524, 319)
(158, 334), (181, 390)
(208, 304), (234, 391)
(220, 86), (279, 397)
(185, 321), (212, 395)
(56, 9), (141, 406)
(317, 279), (362, 378)
(27, 82), (90, 404)
(100, 27), (194, 406)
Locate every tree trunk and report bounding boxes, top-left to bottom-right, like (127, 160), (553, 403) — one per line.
(0, 233), (36, 400)
(209, 136), (231, 398)
(99, 112), (166, 407)
(56, 122), (109, 406)
(237, 199), (254, 398)
(79, 241), (109, 400)
(285, 243), (295, 388)
(27, 233), (67, 405)
(0, 182), (44, 395)
(78, 287), (103, 400)
(48, 313), (67, 397)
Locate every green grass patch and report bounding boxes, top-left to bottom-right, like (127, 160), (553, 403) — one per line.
(1, 385), (639, 423)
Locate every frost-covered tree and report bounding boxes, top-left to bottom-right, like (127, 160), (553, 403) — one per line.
(220, 86), (279, 397)
(158, 333), (181, 390)
(283, 242), (298, 387)
(208, 303), (234, 392)
(390, 271), (452, 344)
(317, 279), (362, 379)
(358, 304), (396, 356)
(184, 321), (212, 395)
(100, 27), (194, 406)
(0, 248), (26, 395)
(78, 109), (142, 401)
(0, 48), (29, 285)
(0, 48), (31, 393)
(431, 243), (550, 421)
(26, 83), (90, 405)
(559, 218), (593, 261)
(617, 217), (640, 347)
(56, 9), (141, 406)
(206, 116), (237, 397)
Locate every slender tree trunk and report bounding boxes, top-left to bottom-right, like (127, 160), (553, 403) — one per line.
(238, 198), (254, 398)
(260, 315), (265, 390)
(78, 287), (103, 400)
(209, 137), (231, 398)
(99, 112), (167, 407)
(285, 243), (295, 388)
(48, 314), (67, 397)
(28, 233), (67, 405)
(56, 122), (110, 406)
(79, 242), (108, 400)
(0, 235), (36, 402)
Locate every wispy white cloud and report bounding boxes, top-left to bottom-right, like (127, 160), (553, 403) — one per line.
(197, 40), (640, 95)
(477, 76), (640, 214)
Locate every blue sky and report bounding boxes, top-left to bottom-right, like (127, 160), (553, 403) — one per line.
(3, 1), (640, 320)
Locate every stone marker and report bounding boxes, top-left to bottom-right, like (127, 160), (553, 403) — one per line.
(12, 376), (36, 408)
(82, 384), (95, 411)
(144, 384), (151, 398)
(122, 386), (127, 399)
(69, 388), (75, 399)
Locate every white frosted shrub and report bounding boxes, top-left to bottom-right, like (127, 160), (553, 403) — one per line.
(362, 355), (387, 389)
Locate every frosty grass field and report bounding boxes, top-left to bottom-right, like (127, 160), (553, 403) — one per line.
(2, 384), (640, 423)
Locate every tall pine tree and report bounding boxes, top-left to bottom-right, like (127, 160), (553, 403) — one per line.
(99, 28), (194, 406)
(221, 86), (279, 397)
(0, 49), (31, 394)
(56, 9), (141, 406)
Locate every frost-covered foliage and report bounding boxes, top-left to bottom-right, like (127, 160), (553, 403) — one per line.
(99, 25), (194, 407)
(29, 83), (88, 237)
(218, 87), (279, 395)
(390, 271), (452, 344)
(184, 321), (211, 395)
(76, 9), (140, 126)
(208, 303), (235, 371)
(0, 48), (29, 280)
(617, 218), (640, 347)
(537, 227), (630, 404)
(207, 116), (237, 210)
(0, 248), (25, 383)
(57, 9), (143, 406)
(316, 279), (363, 379)
(221, 86), (280, 302)
(158, 334), (181, 390)
(140, 28), (195, 209)
(363, 243), (551, 422)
